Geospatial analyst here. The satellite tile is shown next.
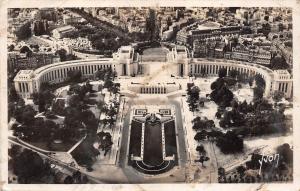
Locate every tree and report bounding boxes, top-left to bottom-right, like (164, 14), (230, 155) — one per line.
(197, 156), (210, 167)
(192, 117), (215, 131)
(8, 44), (15, 52)
(218, 167), (226, 178)
(219, 111), (232, 128)
(52, 99), (66, 116)
(106, 107), (117, 127)
(67, 70), (82, 83)
(33, 20), (49, 36)
(8, 144), (21, 159)
(64, 176), (74, 184)
(15, 22), (32, 40)
(216, 131), (244, 153)
(63, 106), (85, 139)
(253, 87), (264, 101)
(28, 117), (45, 141)
(270, 56), (289, 70)
(20, 46), (32, 54)
(12, 149), (50, 183)
(112, 83), (120, 95)
(104, 79), (114, 89)
(194, 130), (207, 141)
(273, 90), (284, 102)
(254, 74), (266, 89)
(218, 68), (227, 78)
(231, 100), (239, 109)
(228, 69), (238, 79)
(39, 82), (51, 92)
(215, 109), (223, 118)
(93, 39), (106, 52)
(246, 153), (266, 170)
(211, 84), (234, 107)
(237, 73), (248, 84)
(8, 86), (20, 103)
(237, 165), (246, 177)
(31, 44), (40, 52)
(146, 9), (157, 41)
(55, 49), (67, 61)
(42, 120), (58, 141)
(32, 90), (55, 112)
(82, 110), (98, 134)
(14, 105), (36, 125)
(207, 129), (223, 140)
(196, 144), (206, 156)
(8, 102), (16, 121)
(219, 105), (245, 128)
(97, 131), (113, 156)
(17, 98), (25, 107)
(72, 171), (82, 183)
(244, 108), (285, 136)
(276, 143), (293, 165)
(192, 116), (203, 131)
(97, 100), (106, 111)
(187, 85), (200, 112)
(95, 69), (106, 81)
(253, 98), (273, 112)
(190, 86), (200, 100)
(239, 100), (251, 114)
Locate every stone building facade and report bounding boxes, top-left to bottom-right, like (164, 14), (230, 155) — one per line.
(14, 45), (293, 99)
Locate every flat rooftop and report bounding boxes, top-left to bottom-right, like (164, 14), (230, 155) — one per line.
(274, 70), (290, 75)
(197, 22), (221, 30)
(142, 47), (169, 56)
(14, 70), (35, 81)
(176, 46), (187, 53)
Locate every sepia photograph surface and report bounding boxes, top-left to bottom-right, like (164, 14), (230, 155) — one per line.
(1, 0), (300, 190)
